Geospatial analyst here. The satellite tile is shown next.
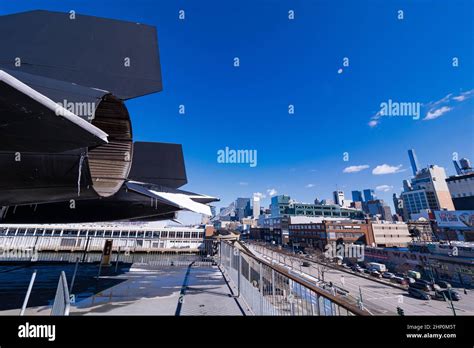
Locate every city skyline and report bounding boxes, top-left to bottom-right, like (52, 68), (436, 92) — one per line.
(2, 0), (473, 223)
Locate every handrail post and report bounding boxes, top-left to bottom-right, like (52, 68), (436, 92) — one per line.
(259, 262), (263, 315)
(70, 257), (80, 294)
(20, 270), (37, 316)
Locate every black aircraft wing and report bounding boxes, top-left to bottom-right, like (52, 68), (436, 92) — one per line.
(125, 181), (218, 216)
(127, 142), (188, 189)
(0, 10), (162, 100)
(0, 69), (108, 152)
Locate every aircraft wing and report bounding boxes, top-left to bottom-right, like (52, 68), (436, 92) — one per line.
(126, 181), (217, 216)
(0, 69), (108, 152)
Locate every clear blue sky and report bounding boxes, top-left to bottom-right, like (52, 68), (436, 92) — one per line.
(2, 0), (473, 222)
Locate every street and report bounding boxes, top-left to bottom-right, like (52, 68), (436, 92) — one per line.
(248, 243), (474, 316)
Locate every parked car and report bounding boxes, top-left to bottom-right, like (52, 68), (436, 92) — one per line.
(351, 266), (363, 273)
(382, 272), (395, 279)
(370, 270), (382, 278)
(405, 277), (416, 285)
(410, 282), (431, 292)
(432, 284), (442, 292)
(301, 261), (311, 267)
(392, 276), (408, 285)
(409, 287), (431, 300)
(441, 289), (461, 301)
(342, 263), (351, 269)
(363, 268), (371, 274)
(437, 281), (452, 289)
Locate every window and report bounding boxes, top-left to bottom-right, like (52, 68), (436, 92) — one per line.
(145, 231), (152, 238)
(137, 231), (144, 238)
(104, 230), (112, 237)
(25, 228), (35, 236)
(161, 231), (168, 238)
(112, 231), (120, 237)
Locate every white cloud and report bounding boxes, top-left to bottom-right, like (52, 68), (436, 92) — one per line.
(253, 192), (266, 199)
(343, 165), (370, 173)
(370, 88), (474, 126)
(376, 185), (393, 192)
(424, 106), (452, 121)
(239, 182), (248, 186)
(452, 90), (473, 102)
(372, 164), (406, 175)
(305, 184), (315, 188)
(368, 120), (379, 128)
(267, 188), (277, 196)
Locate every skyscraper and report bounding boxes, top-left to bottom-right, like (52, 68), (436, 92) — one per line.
(408, 149), (420, 176)
(235, 197), (251, 220)
(352, 190), (363, 202)
(333, 190), (345, 206)
(363, 189), (375, 202)
(392, 193), (404, 218)
(252, 195), (261, 218)
(401, 165), (455, 218)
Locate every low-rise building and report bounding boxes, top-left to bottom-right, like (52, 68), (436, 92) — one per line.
(407, 220), (435, 242)
(288, 218), (374, 250)
(369, 221), (412, 247)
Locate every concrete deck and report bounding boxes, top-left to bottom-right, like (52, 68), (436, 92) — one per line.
(70, 264), (246, 315)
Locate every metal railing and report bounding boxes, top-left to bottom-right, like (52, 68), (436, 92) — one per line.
(0, 236), (215, 266)
(51, 271), (70, 316)
(218, 241), (368, 316)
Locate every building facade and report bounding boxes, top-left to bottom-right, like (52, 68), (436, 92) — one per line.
(289, 219), (374, 249)
(369, 221), (412, 247)
(446, 172), (474, 210)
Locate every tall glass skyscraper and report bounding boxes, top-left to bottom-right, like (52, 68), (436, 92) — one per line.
(352, 190), (363, 202)
(363, 189), (375, 202)
(408, 149), (420, 176)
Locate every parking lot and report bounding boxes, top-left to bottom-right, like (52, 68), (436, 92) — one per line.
(248, 243), (474, 315)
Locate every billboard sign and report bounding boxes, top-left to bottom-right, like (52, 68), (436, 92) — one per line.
(434, 211), (474, 229)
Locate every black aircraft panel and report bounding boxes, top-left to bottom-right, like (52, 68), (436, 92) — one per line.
(0, 10), (162, 100)
(128, 142), (188, 188)
(0, 78), (107, 153)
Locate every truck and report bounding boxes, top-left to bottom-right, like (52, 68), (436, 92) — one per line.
(407, 270), (421, 279)
(367, 262), (387, 273)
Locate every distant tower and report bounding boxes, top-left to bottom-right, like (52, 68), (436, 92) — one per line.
(408, 149), (420, 176)
(352, 190), (363, 202)
(453, 160), (463, 175)
(460, 158), (472, 171)
(252, 195), (261, 218)
(333, 190), (345, 206)
(403, 179), (412, 192)
(363, 189), (375, 202)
